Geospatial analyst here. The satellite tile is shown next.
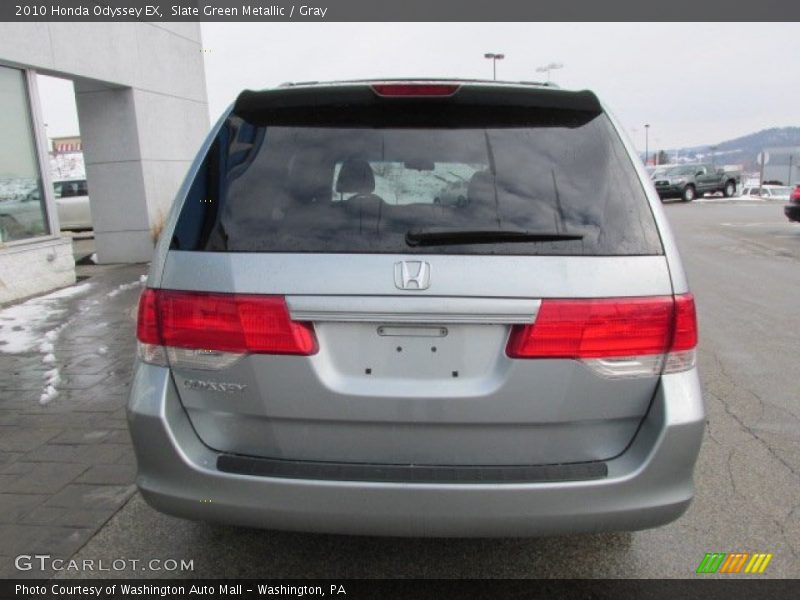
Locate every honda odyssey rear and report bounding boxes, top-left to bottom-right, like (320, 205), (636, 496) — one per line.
(127, 80), (704, 536)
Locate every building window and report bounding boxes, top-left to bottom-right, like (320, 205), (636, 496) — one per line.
(0, 65), (49, 243)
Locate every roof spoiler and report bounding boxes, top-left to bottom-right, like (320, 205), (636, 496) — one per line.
(232, 84), (603, 128)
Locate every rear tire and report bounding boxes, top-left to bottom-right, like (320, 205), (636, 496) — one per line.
(682, 186), (696, 202)
(723, 181), (736, 197)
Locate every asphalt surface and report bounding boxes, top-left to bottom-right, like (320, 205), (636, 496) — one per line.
(53, 199), (799, 578)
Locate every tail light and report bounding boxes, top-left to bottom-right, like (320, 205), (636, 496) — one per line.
(506, 294), (697, 378)
(790, 187), (800, 202)
(136, 289), (317, 369)
(371, 83), (460, 97)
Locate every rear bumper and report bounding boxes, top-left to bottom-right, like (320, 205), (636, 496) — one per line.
(127, 363), (704, 537)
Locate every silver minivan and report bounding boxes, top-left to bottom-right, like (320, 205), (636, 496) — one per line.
(128, 80), (703, 537)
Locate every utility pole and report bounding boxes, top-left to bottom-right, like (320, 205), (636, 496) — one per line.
(536, 62), (563, 84)
(484, 53), (505, 81)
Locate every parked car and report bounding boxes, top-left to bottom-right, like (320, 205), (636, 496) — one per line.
(784, 185), (800, 222)
(0, 178), (92, 241)
(653, 163), (739, 202)
(53, 179), (92, 230)
(129, 79), (702, 537)
(741, 185), (792, 201)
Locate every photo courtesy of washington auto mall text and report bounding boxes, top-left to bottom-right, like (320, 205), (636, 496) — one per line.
(15, 584), (346, 597)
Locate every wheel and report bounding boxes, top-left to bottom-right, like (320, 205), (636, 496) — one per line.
(723, 181), (736, 197)
(682, 186), (696, 202)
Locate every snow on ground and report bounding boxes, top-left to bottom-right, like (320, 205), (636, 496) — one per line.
(40, 385), (59, 405)
(107, 280), (144, 297)
(0, 282), (92, 405)
(0, 283), (90, 354)
(694, 195), (769, 203)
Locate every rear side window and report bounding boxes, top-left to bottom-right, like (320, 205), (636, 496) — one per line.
(172, 108), (663, 256)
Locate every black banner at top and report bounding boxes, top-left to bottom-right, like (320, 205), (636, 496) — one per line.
(3, 0), (800, 22)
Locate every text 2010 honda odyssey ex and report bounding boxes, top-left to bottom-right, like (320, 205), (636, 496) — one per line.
(128, 80), (703, 536)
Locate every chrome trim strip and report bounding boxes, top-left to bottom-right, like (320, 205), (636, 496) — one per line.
(287, 296), (540, 324)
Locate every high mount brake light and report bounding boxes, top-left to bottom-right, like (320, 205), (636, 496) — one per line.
(136, 289), (317, 357)
(371, 83), (460, 97)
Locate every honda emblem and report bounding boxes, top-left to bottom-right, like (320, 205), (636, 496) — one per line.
(394, 261), (431, 290)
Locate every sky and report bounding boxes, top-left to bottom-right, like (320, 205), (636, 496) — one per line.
(38, 22), (800, 152)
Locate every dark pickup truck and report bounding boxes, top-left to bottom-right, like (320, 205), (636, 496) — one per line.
(653, 163), (740, 202)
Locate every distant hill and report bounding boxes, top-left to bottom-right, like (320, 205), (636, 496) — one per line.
(656, 127), (800, 168)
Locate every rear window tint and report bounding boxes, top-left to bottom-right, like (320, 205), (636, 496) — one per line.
(172, 111), (662, 256)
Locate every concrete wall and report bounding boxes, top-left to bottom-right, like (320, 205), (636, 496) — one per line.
(0, 23), (209, 266)
(0, 237), (75, 304)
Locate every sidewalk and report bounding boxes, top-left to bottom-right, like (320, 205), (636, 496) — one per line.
(0, 263), (147, 577)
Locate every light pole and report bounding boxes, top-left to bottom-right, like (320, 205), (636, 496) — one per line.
(644, 124), (650, 166)
(484, 53), (505, 81)
(710, 145), (717, 167)
(535, 62), (563, 83)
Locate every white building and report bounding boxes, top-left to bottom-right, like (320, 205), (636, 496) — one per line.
(0, 23), (209, 303)
(761, 147), (800, 186)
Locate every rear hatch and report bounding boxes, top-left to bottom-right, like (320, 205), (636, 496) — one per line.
(153, 82), (673, 468)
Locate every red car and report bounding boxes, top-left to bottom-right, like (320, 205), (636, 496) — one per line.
(785, 185), (800, 222)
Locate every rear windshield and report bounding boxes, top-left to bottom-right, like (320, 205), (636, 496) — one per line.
(172, 110), (662, 256)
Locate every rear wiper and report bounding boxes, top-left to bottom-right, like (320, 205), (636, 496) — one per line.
(405, 227), (583, 247)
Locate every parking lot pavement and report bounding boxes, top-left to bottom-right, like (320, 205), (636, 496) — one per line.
(4, 200), (800, 579)
(0, 263), (147, 578)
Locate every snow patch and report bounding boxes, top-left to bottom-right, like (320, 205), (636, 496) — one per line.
(97, 345), (108, 355)
(45, 368), (61, 387)
(0, 283), (90, 354)
(90, 253), (98, 264)
(0, 281), (92, 407)
(45, 282), (92, 300)
(40, 384), (59, 405)
(108, 280), (142, 297)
